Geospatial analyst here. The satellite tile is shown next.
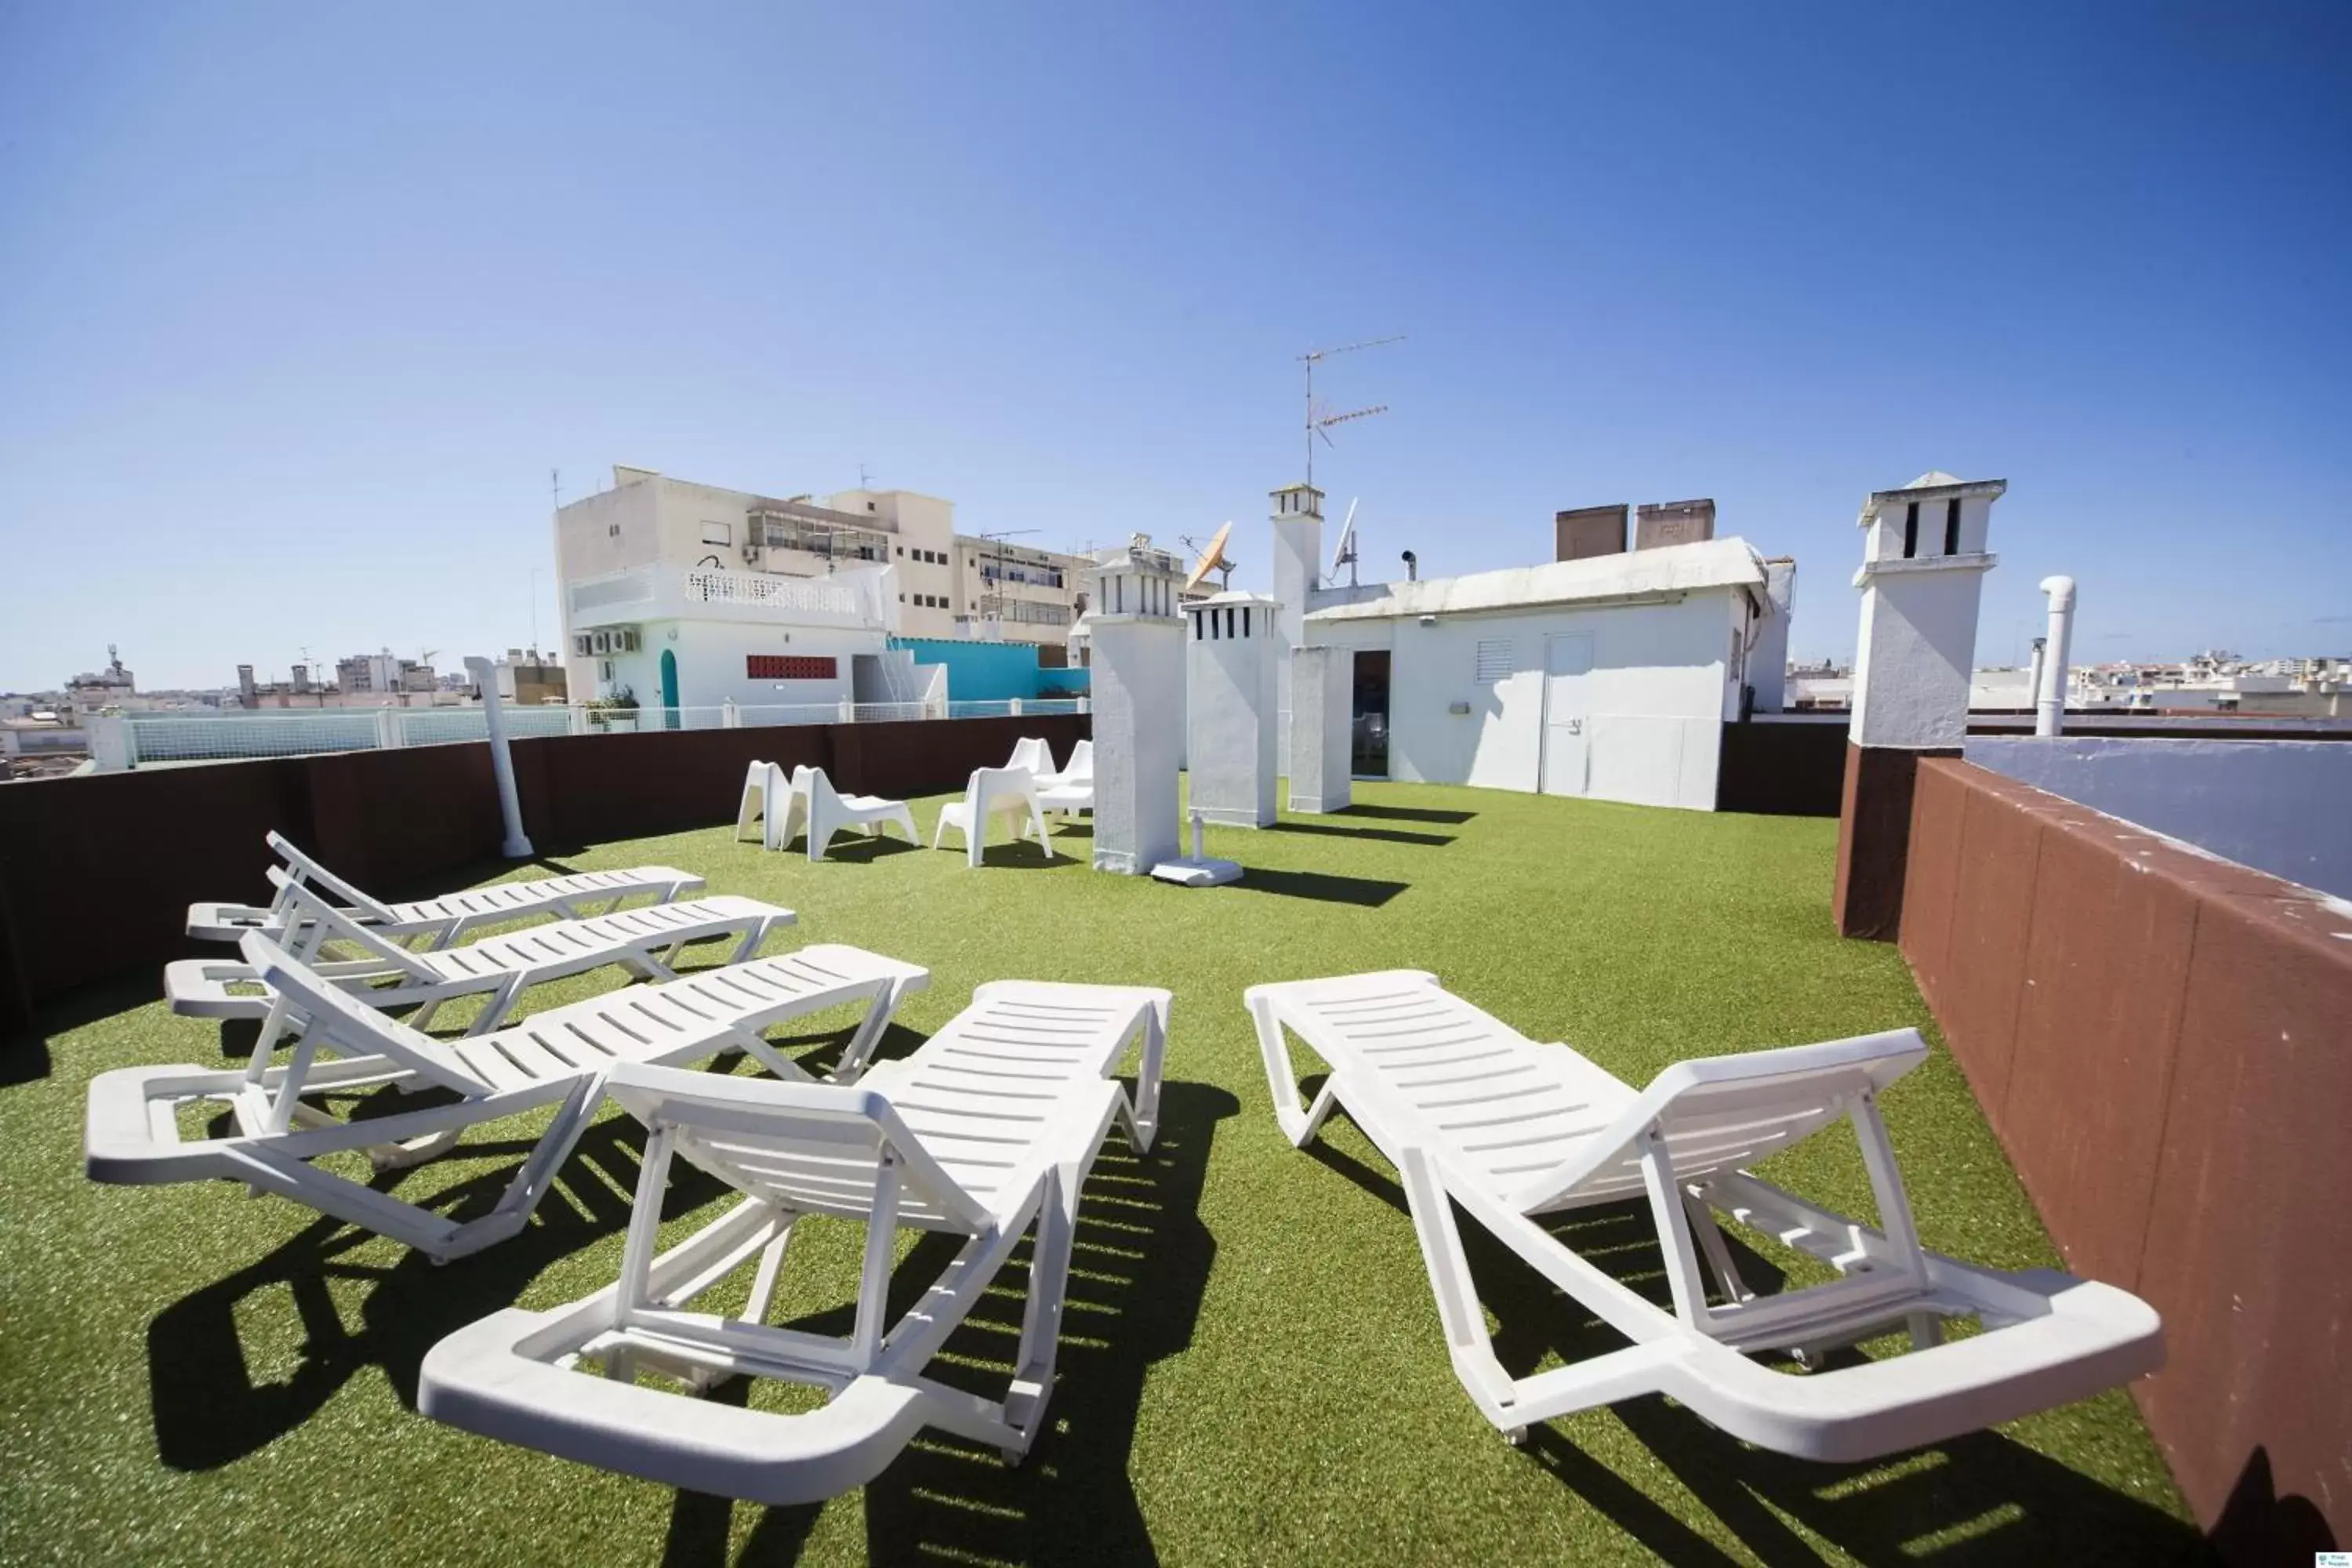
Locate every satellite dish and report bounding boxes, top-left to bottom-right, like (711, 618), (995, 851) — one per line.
(1183, 521), (1236, 595)
(1329, 498), (1360, 586)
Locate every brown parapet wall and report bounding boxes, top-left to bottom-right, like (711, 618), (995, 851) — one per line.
(0, 713), (1090, 1015)
(1900, 757), (2351, 1559)
(1832, 744), (1958, 938)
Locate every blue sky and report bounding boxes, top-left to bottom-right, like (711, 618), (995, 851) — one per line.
(2, 2), (2347, 690)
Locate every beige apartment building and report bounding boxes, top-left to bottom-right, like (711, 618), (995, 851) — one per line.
(553, 466), (1089, 652)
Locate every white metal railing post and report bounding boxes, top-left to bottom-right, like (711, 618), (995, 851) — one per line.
(721, 699), (740, 729)
(839, 695), (855, 723)
(569, 703), (589, 736)
(1010, 696), (1023, 717)
(373, 706), (403, 750)
(465, 657), (535, 858)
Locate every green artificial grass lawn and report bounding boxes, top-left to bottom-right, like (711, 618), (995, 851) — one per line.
(0, 781), (2207, 1566)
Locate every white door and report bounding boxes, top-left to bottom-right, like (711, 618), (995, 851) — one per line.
(1541, 633), (1594, 797)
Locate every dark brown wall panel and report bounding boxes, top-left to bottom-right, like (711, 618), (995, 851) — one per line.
(1900, 757), (2352, 1557)
(1715, 720), (1846, 816)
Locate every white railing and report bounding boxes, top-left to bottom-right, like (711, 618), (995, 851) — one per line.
(683, 568), (858, 615)
(107, 694), (1085, 768)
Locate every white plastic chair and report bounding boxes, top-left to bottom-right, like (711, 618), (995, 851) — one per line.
(735, 760), (806, 848)
(1246, 971), (2166, 1461)
(418, 979), (1168, 1501)
(932, 767), (1054, 866)
(1036, 739), (1092, 793)
(1006, 736), (1054, 776)
(800, 767), (918, 862)
(89, 935), (931, 1260)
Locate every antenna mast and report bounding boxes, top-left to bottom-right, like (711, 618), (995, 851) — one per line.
(1298, 334), (1403, 487)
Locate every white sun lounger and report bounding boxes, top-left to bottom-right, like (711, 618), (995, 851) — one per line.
(89, 935), (931, 1260)
(166, 868), (796, 1037)
(418, 978), (1169, 1502)
(188, 832), (705, 949)
(932, 767), (1054, 866)
(1247, 971), (2164, 1462)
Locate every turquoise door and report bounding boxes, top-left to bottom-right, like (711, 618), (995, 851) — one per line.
(659, 649), (680, 729)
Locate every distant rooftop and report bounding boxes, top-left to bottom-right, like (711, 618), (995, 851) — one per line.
(1305, 537), (1769, 624)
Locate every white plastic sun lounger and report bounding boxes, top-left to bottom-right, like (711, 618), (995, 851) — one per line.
(1247, 971), (2164, 1462)
(166, 869), (796, 1037)
(418, 978), (1169, 1502)
(188, 832), (705, 949)
(89, 935), (931, 1260)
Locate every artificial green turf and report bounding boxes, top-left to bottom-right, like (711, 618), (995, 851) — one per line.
(0, 782), (2207, 1566)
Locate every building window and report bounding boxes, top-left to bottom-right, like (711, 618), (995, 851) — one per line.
(701, 521), (731, 546)
(866, 501), (877, 512)
(607, 523), (621, 538)
(1944, 497), (1962, 556)
(896, 546), (904, 557)
(1903, 502), (1920, 559)
(747, 655), (837, 681)
(1475, 638), (1515, 683)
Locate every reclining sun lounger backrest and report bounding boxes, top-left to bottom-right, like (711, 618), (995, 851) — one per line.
(265, 869), (442, 979)
(265, 832), (401, 924)
(602, 1062), (994, 1235)
(1504, 1030), (1929, 1215)
(241, 933), (493, 1098)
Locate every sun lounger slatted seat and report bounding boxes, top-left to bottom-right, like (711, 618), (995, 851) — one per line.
(417, 978), (1169, 1502)
(187, 832), (704, 949)
(89, 936), (932, 1260)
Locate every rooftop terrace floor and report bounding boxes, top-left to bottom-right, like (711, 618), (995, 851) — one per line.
(0, 782), (2206, 1565)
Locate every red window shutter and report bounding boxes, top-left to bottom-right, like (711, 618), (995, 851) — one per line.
(746, 655), (837, 681)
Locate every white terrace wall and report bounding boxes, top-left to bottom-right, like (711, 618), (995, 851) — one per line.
(1965, 736), (2352, 899)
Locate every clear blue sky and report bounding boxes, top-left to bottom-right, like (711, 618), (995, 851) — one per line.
(3, 2), (2347, 691)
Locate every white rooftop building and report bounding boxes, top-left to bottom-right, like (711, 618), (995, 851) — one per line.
(1270, 485), (1792, 811)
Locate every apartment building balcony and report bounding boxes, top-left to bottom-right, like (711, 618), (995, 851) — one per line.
(566, 562), (893, 633)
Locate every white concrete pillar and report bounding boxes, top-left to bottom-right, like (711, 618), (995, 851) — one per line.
(721, 699), (741, 729)
(1009, 696), (1023, 717)
(1087, 541), (1188, 873)
(1268, 483), (1323, 775)
(85, 714), (132, 772)
(1835, 472), (2006, 938)
(464, 657), (535, 858)
(1288, 645), (1352, 814)
(1185, 592), (1281, 828)
(838, 695), (855, 723)
(373, 707), (403, 750)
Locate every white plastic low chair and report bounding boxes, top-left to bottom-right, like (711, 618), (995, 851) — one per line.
(932, 767), (1054, 867)
(1035, 738), (1092, 793)
(1247, 971), (2165, 1462)
(88, 935), (931, 1260)
(165, 869), (795, 1036)
(1035, 739), (1094, 827)
(1006, 736), (1054, 775)
(187, 831), (705, 949)
(794, 768), (918, 862)
(735, 761), (809, 850)
(418, 978), (1169, 1502)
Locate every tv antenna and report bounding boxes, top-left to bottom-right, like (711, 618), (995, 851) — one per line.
(1298, 334), (1403, 487)
(1328, 498), (1361, 588)
(1181, 521), (1237, 594)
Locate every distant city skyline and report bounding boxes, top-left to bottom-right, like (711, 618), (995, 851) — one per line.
(4, 4), (2347, 690)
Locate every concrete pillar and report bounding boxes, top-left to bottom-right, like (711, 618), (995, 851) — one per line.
(1185, 593), (1281, 828)
(1087, 541), (1187, 874)
(85, 714), (132, 772)
(1833, 472), (2005, 938)
(373, 707), (403, 750)
(1288, 645), (1353, 814)
(1268, 483), (1323, 775)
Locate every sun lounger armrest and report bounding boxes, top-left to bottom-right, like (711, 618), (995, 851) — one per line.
(419, 1308), (935, 1507)
(1659, 1276), (2163, 1464)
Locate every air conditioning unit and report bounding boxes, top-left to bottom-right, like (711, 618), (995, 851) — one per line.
(615, 627), (641, 653)
(589, 630), (612, 655)
(571, 633), (593, 657)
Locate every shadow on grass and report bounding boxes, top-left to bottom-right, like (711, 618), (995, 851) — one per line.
(809, 834), (924, 864)
(1335, 804), (1477, 825)
(12, 971), (168, 1084)
(1267, 821), (1455, 848)
(1232, 868), (1409, 908)
(661, 1080), (1238, 1567)
(143, 1021), (887, 1470)
(1299, 1129), (2214, 1567)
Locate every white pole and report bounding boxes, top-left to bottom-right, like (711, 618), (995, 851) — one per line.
(465, 656), (535, 857)
(2025, 637), (2045, 719)
(2035, 576), (2076, 738)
